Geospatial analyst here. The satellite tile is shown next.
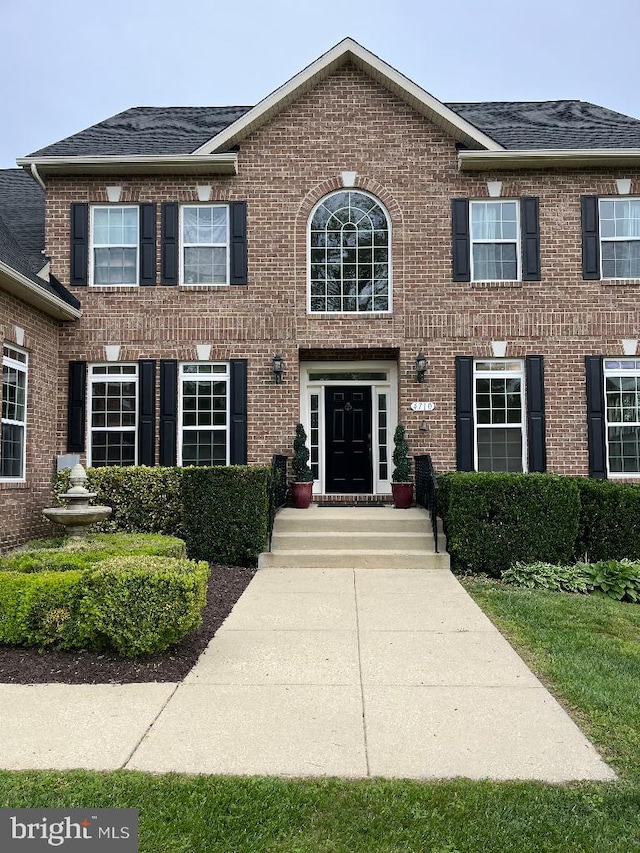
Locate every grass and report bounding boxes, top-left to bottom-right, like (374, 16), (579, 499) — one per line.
(0, 581), (639, 852)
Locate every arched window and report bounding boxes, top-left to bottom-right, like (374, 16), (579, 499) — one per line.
(309, 190), (390, 313)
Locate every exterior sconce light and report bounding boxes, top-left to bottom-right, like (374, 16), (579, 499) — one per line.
(272, 353), (284, 384)
(415, 352), (427, 383)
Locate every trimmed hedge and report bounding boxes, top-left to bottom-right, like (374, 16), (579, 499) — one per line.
(439, 472), (581, 577)
(53, 466), (183, 537)
(52, 465), (271, 566)
(181, 466), (269, 565)
(79, 556), (209, 657)
(0, 533), (186, 573)
(573, 478), (640, 562)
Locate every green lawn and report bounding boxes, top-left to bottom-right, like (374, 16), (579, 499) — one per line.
(1, 582), (639, 853)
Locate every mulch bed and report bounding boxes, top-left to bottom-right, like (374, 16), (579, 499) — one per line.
(0, 565), (255, 685)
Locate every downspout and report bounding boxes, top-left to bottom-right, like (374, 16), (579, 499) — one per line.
(30, 162), (46, 191)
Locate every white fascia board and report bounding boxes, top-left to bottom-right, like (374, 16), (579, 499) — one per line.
(194, 37), (503, 155)
(16, 153), (238, 178)
(459, 148), (640, 170)
(0, 262), (81, 320)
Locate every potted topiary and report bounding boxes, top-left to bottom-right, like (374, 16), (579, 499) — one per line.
(291, 423), (314, 509)
(391, 424), (414, 509)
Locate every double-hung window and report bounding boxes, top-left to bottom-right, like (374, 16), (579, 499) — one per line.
(474, 359), (526, 471)
(1, 344), (28, 480)
(90, 206), (139, 285)
(178, 363), (229, 465)
(603, 358), (640, 475)
(470, 201), (519, 281)
(88, 364), (138, 466)
(181, 205), (229, 285)
(599, 199), (640, 279)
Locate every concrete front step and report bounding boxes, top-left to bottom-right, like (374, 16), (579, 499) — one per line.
(275, 506), (429, 534)
(271, 531), (435, 551)
(258, 550), (451, 569)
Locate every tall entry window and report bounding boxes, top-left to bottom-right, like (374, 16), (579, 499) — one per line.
(178, 363), (229, 466)
(474, 360), (526, 472)
(1, 344), (28, 480)
(88, 364), (138, 466)
(309, 190), (390, 313)
(604, 358), (640, 474)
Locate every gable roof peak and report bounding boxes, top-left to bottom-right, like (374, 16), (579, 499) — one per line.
(193, 37), (503, 155)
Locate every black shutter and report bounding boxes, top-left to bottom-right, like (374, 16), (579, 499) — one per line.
(455, 356), (474, 470)
(159, 360), (178, 466)
(581, 196), (601, 280)
(585, 355), (607, 478)
(229, 359), (247, 464)
(521, 197), (541, 281)
(161, 203), (179, 285)
(229, 201), (248, 285)
(526, 355), (546, 472)
(138, 359), (156, 465)
(451, 199), (471, 282)
(67, 361), (87, 452)
(70, 204), (88, 286)
(139, 204), (157, 286)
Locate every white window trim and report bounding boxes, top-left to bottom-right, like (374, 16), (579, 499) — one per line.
(177, 362), (230, 466)
(603, 357), (640, 477)
(180, 204), (230, 286)
(0, 343), (28, 482)
(473, 359), (527, 472)
(469, 199), (521, 283)
(598, 197), (640, 281)
(86, 363), (138, 467)
(307, 190), (393, 315)
(89, 205), (140, 287)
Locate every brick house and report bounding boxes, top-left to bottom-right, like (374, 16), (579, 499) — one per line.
(3, 37), (640, 548)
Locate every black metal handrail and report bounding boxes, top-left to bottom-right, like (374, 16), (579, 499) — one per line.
(414, 454), (438, 552)
(267, 454), (288, 550)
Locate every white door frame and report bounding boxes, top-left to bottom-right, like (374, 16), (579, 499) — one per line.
(299, 360), (398, 495)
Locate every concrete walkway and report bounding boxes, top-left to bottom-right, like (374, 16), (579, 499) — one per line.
(0, 568), (615, 781)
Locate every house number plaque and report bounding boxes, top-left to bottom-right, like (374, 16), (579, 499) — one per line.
(410, 402), (436, 412)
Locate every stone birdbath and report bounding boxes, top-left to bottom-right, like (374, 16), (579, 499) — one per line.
(42, 463), (112, 539)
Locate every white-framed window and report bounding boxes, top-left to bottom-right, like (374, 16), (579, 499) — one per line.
(474, 359), (526, 472)
(181, 205), (229, 285)
(1, 343), (28, 480)
(470, 200), (520, 281)
(308, 190), (391, 313)
(178, 363), (229, 465)
(604, 358), (640, 475)
(599, 198), (640, 279)
(90, 206), (139, 286)
(88, 364), (138, 467)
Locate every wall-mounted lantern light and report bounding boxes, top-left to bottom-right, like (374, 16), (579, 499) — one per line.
(415, 352), (427, 383)
(272, 354), (284, 384)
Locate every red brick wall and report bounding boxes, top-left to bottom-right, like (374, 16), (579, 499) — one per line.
(43, 63), (640, 477)
(0, 291), (62, 551)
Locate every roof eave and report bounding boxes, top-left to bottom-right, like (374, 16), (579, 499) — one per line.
(195, 38), (503, 155)
(16, 154), (238, 178)
(0, 262), (81, 320)
(459, 148), (640, 170)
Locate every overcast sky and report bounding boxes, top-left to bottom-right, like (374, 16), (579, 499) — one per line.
(1, 0), (639, 168)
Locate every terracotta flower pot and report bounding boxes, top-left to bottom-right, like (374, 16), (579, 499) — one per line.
(292, 481), (313, 509)
(391, 482), (414, 509)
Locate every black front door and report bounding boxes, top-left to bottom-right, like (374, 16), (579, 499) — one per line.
(325, 386), (373, 493)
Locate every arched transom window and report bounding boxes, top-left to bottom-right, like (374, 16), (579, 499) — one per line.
(309, 190), (390, 313)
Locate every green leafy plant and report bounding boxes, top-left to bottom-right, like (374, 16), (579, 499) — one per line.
(392, 424), (411, 483)
(503, 561), (592, 594)
(292, 423), (313, 483)
(583, 559), (640, 602)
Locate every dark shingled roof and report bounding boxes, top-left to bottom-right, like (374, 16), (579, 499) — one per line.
(26, 99), (640, 158)
(0, 169), (79, 310)
(447, 100), (640, 150)
(28, 106), (252, 158)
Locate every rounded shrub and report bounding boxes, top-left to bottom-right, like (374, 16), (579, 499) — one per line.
(79, 556), (210, 657)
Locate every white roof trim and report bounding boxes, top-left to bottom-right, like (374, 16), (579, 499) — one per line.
(194, 38), (503, 155)
(16, 154), (238, 178)
(459, 148), (640, 170)
(0, 261), (81, 320)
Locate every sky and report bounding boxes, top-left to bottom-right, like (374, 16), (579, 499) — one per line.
(1, 0), (639, 168)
